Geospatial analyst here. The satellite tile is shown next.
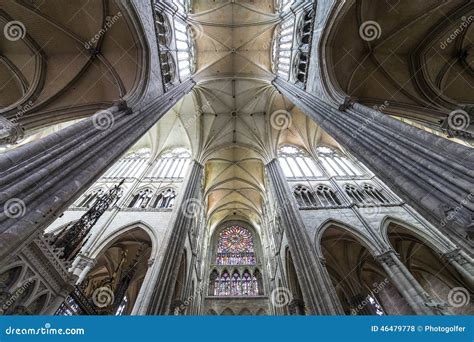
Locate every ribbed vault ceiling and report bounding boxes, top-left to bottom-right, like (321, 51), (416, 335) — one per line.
(0, 0), (143, 132)
(329, 0), (473, 124)
(147, 0), (339, 230)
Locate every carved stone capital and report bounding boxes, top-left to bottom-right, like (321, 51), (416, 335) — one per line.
(0, 116), (24, 145)
(338, 96), (358, 111)
(375, 250), (398, 267)
(442, 249), (468, 265)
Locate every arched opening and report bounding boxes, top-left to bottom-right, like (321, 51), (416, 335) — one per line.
(26, 293), (48, 315)
(58, 228), (152, 315)
(239, 308), (252, 316)
(387, 222), (472, 315)
(128, 188), (154, 208)
(221, 308), (234, 315)
(321, 226), (412, 315)
(0, 266), (22, 293)
(151, 188), (177, 209)
(285, 248), (305, 315)
(1, 279), (36, 315)
(207, 309), (218, 315)
(77, 188), (105, 208)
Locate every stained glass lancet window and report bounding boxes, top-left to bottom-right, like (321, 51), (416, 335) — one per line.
(216, 226), (256, 265)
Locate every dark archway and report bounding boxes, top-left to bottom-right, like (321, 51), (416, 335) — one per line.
(387, 222), (473, 315)
(321, 226), (412, 315)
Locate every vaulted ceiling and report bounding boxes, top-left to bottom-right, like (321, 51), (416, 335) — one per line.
(0, 0), (144, 132)
(185, 0), (336, 230)
(135, 0), (340, 230)
(328, 0), (473, 126)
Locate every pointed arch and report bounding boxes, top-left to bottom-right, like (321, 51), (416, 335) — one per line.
(221, 308), (234, 315)
(315, 219), (381, 258)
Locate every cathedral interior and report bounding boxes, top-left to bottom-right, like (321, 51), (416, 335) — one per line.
(0, 0), (473, 316)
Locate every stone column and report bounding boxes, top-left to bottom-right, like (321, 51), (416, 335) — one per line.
(0, 79), (194, 260)
(441, 249), (474, 289)
(273, 78), (474, 240)
(375, 251), (441, 315)
(147, 160), (204, 314)
(75, 258), (97, 285)
(265, 158), (343, 315)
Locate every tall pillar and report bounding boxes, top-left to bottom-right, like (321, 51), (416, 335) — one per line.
(266, 158), (343, 315)
(147, 160), (203, 314)
(375, 251), (441, 315)
(0, 80), (194, 260)
(441, 249), (474, 289)
(273, 78), (474, 241)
